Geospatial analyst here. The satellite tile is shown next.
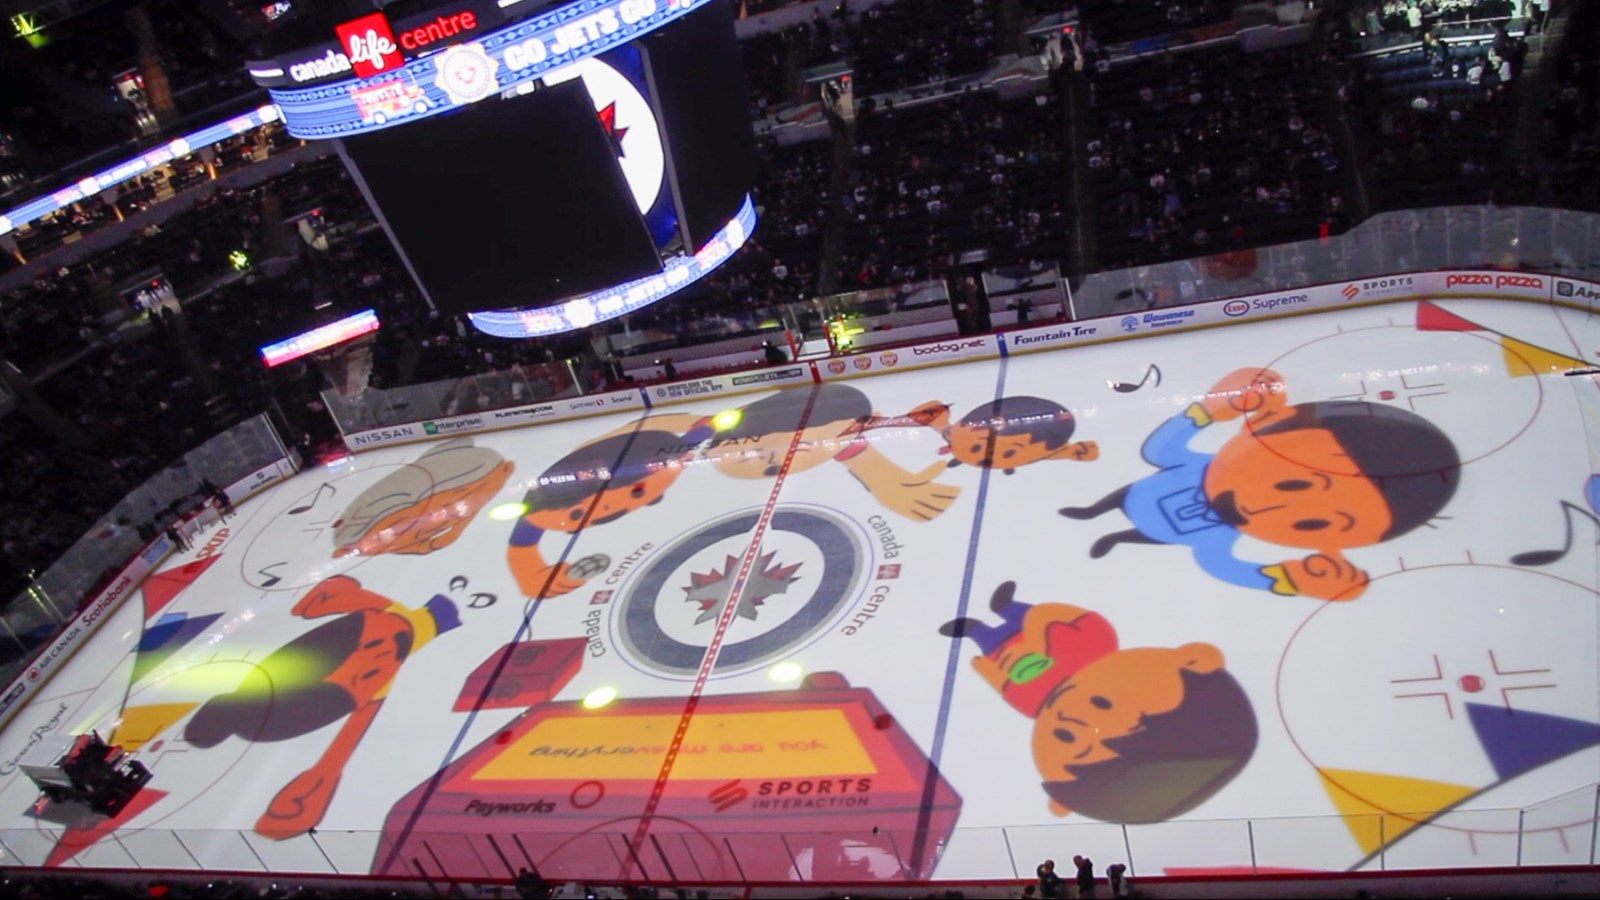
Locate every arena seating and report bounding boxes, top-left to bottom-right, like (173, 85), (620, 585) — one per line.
(839, 88), (1071, 289)
(1084, 43), (1346, 269)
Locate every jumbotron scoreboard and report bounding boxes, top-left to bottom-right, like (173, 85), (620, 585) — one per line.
(248, 0), (758, 335)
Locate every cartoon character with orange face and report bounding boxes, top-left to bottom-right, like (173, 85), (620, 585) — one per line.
(507, 386), (962, 599)
(332, 438), (515, 559)
(701, 384), (960, 518)
(508, 412), (708, 599)
(941, 581), (1256, 822)
(184, 575), (462, 839)
(909, 397), (1098, 474)
(1060, 368), (1461, 600)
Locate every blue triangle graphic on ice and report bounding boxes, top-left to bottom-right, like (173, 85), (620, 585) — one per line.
(1467, 702), (1600, 781)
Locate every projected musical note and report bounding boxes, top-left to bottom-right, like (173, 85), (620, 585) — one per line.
(1510, 501), (1600, 566)
(1110, 365), (1161, 393)
(257, 562), (287, 588)
(288, 483), (337, 516)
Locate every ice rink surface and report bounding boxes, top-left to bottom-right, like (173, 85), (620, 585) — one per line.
(2, 297), (1598, 883)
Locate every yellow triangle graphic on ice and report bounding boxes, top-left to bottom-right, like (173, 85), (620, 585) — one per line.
(1318, 768), (1476, 855)
(1501, 337), (1588, 377)
(109, 702), (197, 752)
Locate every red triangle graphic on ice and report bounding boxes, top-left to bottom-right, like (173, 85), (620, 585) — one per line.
(44, 788), (167, 867)
(1417, 301), (1485, 333)
(142, 555), (222, 620)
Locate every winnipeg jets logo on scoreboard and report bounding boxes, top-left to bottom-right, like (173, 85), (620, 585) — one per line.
(543, 58), (665, 216)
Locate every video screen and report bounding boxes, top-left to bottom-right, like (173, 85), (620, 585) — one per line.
(341, 77), (662, 315)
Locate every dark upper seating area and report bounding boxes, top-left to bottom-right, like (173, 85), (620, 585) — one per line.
(838, 88), (1070, 290)
(1077, 0), (1235, 44)
(1085, 44), (1346, 269)
(0, 0), (258, 179)
(1342, 21), (1528, 210)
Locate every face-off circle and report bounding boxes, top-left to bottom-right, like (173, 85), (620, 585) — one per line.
(611, 505), (869, 679)
(1275, 564), (1600, 866)
(1262, 318), (1542, 475)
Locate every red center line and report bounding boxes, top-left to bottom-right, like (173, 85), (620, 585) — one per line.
(625, 389), (821, 876)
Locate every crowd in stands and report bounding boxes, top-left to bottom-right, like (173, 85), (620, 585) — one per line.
(0, 154), (412, 602)
(1084, 43), (1347, 268)
(0, 0), (258, 178)
(1335, 13), (1528, 209)
(839, 88), (1071, 289)
(1076, 0), (1234, 44)
(4, 0), (1600, 730)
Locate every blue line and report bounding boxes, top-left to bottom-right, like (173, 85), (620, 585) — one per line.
(909, 353), (1009, 875)
(376, 417), (656, 877)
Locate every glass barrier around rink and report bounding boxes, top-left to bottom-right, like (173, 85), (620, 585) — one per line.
(0, 413), (290, 686)
(1069, 205), (1600, 321)
(5, 791), (1596, 882)
(320, 360), (582, 435)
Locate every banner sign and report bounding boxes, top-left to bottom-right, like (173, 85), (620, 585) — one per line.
(0, 540), (166, 729)
(343, 389), (649, 451)
(819, 336), (1000, 380)
(265, 0), (715, 139)
(643, 364), (815, 406)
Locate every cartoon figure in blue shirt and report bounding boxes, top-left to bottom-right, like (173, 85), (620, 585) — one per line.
(1060, 368), (1460, 600)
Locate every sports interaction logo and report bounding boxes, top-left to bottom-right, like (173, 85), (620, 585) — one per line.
(709, 779), (748, 812)
(1342, 275), (1415, 301)
(1444, 272), (1545, 292)
(613, 507), (867, 677)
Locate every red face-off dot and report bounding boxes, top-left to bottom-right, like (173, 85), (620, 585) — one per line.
(1458, 674), (1485, 693)
(1378, 390), (1396, 401)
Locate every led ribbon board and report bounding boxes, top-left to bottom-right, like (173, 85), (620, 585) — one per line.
(469, 193), (754, 338)
(268, 0), (714, 139)
(0, 105), (282, 237)
(260, 308), (380, 367)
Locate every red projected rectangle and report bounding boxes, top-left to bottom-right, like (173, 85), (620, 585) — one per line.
(260, 309), (379, 367)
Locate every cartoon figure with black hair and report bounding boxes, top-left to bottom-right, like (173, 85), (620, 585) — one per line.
(508, 412), (711, 598)
(703, 383), (960, 517)
(508, 386), (961, 599)
(332, 437), (515, 559)
(908, 397), (1098, 473)
(183, 575), (461, 839)
(941, 581), (1257, 822)
(1060, 368), (1460, 600)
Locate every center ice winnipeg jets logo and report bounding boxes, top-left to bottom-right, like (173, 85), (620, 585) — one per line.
(613, 507), (867, 677)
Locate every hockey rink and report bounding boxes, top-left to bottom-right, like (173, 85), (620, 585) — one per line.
(1, 296), (1598, 884)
